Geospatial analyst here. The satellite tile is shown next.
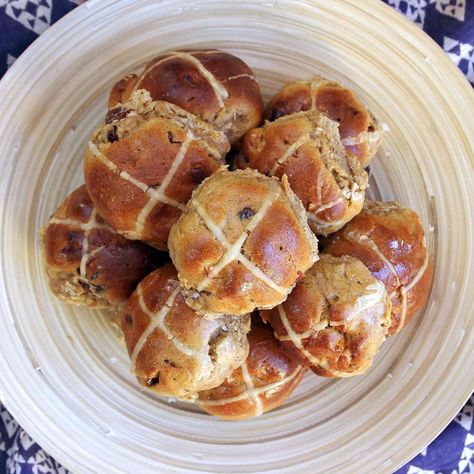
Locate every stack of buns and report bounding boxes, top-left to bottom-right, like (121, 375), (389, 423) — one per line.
(41, 48), (433, 419)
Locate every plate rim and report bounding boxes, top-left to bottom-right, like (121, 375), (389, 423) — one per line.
(0, 0), (473, 472)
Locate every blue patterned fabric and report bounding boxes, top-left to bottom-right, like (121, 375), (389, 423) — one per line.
(386, 0), (474, 84)
(0, 1), (472, 472)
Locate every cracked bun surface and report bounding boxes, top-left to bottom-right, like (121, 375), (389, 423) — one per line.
(168, 168), (319, 317)
(198, 318), (305, 419)
(236, 110), (368, 235)
(108, 49), (264, 144)
(84, 90), (229, 250)
(264, 76), (383, 167)
(261, 254), (391, 377)
(41, 185), (156, 308)
(121, 263), (250, 400)
(323, 201), (433, 334)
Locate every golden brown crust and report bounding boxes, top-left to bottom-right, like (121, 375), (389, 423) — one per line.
(236, 110), (368, 236)
(84, 90), (229, 249)
(108, 74), (139, 109)
(108, 49), (264, 144)
(168, 168), (319, 317)
(264, 77), (383, 167)
(323, 200), (433, 334)
(41, 185), (156, 307)
(261, 254), (391, 377)
(121, 264), (250, 400)
(198, 318), (305, 419)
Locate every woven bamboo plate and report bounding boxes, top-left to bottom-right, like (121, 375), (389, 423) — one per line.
(0, 0), (473, 472)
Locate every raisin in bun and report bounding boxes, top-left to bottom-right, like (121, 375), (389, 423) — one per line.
(261, 254), (391, 377)
(41, 185), (156, 307)
(108, 49), (264, 145)
(199, 318), (305, 419)
(84, 90), (229, 250)
(121, 264), (250, 400)
(236, 110), (368, 235)
(323, 201), (433, 334)
(265, 77), (383, 167)
(168, 168), (319, 317)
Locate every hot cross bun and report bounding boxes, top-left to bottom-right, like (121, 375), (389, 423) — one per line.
(261, 254), (391, 377)
(236, 110), (368, 236)
(41, 185), (157, 307)
(323, 201), (433, 334)
(121, 264), (250, 400)
(168, 168), (319, 317)
(108, 49), (264, 145)
(264, 77), (383, 167)
(84, 90), (230, 250)
(198, 318), (305, 419)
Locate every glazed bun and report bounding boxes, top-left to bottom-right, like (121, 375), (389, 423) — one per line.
(265, 77), (383, 167)
(121, 264), (250, 400)
(84, 90), (229, 250)
(236, 110), (368, 235)
(262, 254), (391, 377)
(108, 73), (138, 110)
(323, 201), (433, 334)
(198, 318), (305, 419)
(41, 185), (156, 307)
(169, 168), (319, 317)
(108, 49), (264, 144)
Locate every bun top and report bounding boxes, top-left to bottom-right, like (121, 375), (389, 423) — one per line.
(84, 90), (229, 249)
(169, 168), (319, 316)
(198, 319), (305, 419)
(265, 77), (383, 167)
(121, 263), (250, 400)
(41, 185), (154, 307)
(108, 49), (264, 144)
(237, 109), (368, 235)
(262, 254), (391, 377)
(323, 200), (433, 333)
